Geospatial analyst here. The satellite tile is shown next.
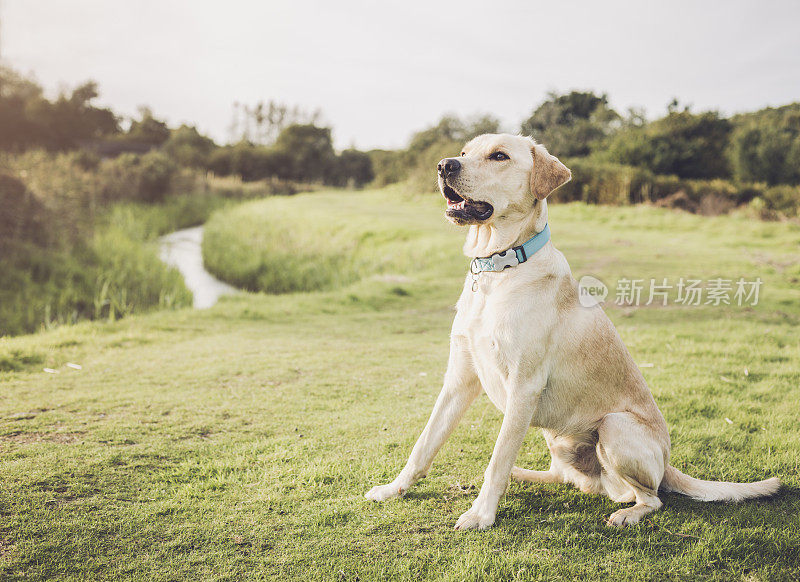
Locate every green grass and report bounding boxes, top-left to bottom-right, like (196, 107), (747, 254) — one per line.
(202, 184), (460, 293)
(1, 186), (799, 580)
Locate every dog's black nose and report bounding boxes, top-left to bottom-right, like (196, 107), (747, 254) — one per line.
(437, 158), (461, 176)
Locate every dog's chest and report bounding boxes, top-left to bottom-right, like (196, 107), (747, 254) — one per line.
(453, 289), (532, 413)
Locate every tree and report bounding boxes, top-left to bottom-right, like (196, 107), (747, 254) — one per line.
(728, 105), (800, 185)
(38, 82), (119, 149)
(274, 124), (336, 182)
(0, 66), (43, 150)
(399, 114), (502, 191)
(407, 114), (500, 153)
(0, 70), (119, 151)
(330, 149), (374, 187)
(521, 91), (620, 157)
(163, 125), (217, 168)
(605, 105), (732, 179)
(125, 107), (170, 146)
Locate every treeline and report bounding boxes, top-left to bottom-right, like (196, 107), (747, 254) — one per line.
(370, 92), (800, 219)
(0, 65), (374, 189)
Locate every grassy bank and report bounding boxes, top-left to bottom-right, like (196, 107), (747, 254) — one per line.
(0, 150), (285, 336)
(0, 204), (194, 337)
(203, 186), (800, 311)
(0, 196), (208, 338)
(1, 188), (799, 580)
(201, 185), (460, 293)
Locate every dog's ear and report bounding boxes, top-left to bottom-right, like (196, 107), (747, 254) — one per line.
(530, 143), (571, 200)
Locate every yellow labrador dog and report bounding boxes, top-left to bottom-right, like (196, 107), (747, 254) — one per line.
(365, 133), (780, 529)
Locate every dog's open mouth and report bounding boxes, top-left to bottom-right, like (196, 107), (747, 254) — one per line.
(442, 185), (493, 223)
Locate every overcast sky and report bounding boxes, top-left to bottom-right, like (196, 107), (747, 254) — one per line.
(3, 0), (800, 149)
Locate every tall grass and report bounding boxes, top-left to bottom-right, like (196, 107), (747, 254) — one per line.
(0, 152), (288, 336)
(0, 214), (194, 336)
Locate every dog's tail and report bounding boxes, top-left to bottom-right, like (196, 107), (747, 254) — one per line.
(661, 465), (780, 502)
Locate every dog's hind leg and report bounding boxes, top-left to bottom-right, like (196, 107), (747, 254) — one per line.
(596, 412), (667, 527)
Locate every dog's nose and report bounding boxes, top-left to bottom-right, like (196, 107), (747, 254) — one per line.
(437, 158), (461, 176)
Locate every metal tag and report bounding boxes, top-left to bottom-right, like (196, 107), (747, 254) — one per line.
(491, 249), (519, 270)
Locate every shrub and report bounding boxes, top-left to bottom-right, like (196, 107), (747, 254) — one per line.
(759, 185), (800, 219)
(0, 150), (208, 335)
(0, 173), (50, 250)
(207, 143), (294, 182)
(554, 160), (653, 205)
(99, 151), (178, 203)
(273, 124), (336, 182)
(552, 159), (769, 216)
(1, 150), (99, 248)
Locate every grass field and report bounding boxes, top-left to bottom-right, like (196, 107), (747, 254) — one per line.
(1, 187), (799, 580)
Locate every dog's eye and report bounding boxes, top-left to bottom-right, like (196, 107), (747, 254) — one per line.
(460, 152), (466, 157)
(489, 151), (509, 161)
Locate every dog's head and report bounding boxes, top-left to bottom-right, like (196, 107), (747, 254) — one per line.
(437, 134), (571, 226)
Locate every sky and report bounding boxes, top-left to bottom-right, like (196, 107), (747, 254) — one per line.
(3, 0), (800, 150)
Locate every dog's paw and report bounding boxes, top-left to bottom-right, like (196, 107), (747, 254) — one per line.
(364, 482), (405, 502)
(606, 508), (640, 527)
(454, 505), (496, 531)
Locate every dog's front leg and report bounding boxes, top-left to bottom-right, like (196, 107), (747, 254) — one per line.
(454, 385), (539, 530)
(365, 337), (481, 502)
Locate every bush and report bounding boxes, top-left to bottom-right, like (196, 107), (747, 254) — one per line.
(0, 173), (50, 250)
(0, 228), (192, 336)
(99, 151), (178, 203)
(207, 174), (297, 198)
(1, 150), (99, 248)
(552, 159), (770, 216)
(274, 124), (336, 182)
(554, 160), (653, 205)
(89, 226), (191, 321)
(207, 143), (293, 182)
(759, 185), (800, 219)
(208, 133), (374, 188)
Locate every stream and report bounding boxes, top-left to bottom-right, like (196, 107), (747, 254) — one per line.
(159, 226), (238, 309)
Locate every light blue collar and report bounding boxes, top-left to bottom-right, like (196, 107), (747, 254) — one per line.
(471, 224), (551, 273)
